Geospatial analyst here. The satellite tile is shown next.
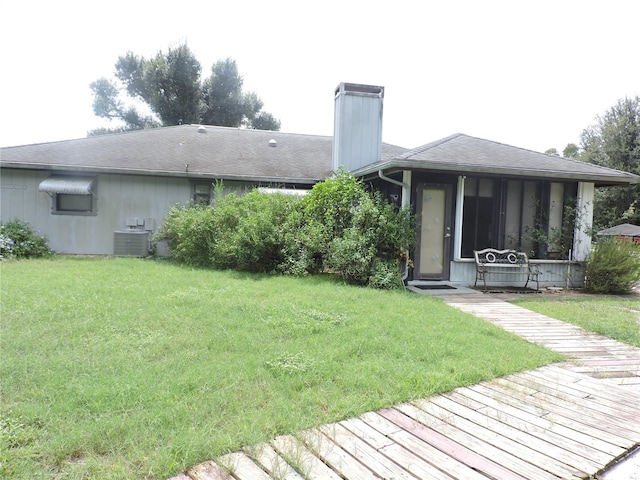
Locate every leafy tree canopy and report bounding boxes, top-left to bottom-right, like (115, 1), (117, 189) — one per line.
(90, 43), (280, 135)
(579, 96), (640, 229)
(562, 143), (580, 159)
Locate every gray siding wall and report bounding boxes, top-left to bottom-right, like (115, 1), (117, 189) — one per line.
(2, 169), (256, 255)
(448, 260), (585, 289)
(2, 169), (192, 254)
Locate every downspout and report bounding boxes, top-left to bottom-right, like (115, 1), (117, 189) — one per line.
(378, 170), (412, 283)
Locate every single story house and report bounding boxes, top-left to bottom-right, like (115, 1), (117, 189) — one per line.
(2, 83), (639, 288)
(597, 223), (640, 243)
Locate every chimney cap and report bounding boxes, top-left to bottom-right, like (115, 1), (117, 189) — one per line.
(335, 83), (384, 97)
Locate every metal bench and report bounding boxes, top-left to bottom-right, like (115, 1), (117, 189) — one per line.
(473, 248), (541, 291)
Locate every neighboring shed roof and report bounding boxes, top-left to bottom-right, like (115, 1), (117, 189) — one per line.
(0, 125), (406, 184)
(353, 133), (640, 186)
(597, 223), (640, 237)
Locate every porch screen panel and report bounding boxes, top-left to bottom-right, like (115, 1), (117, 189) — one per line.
(504, 180), (522, 250)
(461, 178), (495, 257)
(520, 181), (537, 255)
(548, 183), (565, 254)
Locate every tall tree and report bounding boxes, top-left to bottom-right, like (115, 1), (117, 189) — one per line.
(114, 44), (203, 126)
(89, 77), (159, 132)
(201, 59), (281, 130)
(580, 96), (640, 229)
(90, 44), (280, 134)
(562, 143), (580, 159)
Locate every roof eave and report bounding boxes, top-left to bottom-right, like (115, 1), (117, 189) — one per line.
(353, 160), (640, 187)
(0, 162), (324, 185)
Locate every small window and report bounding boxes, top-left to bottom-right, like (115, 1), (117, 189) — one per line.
(55, 194), (95, 214)
(193, 183), (212, 204)
(39, 175), (97, 216)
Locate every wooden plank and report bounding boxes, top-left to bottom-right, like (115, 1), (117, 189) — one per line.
(217, 452), (270, 480)
(425, 394), (607, 472)
(360, 411), (488, 480)
(446, 392), (611, 467)
(489, 377), (640, 443)
(377, 442), (457, 480)
(339, 417), (395, 450)
(542, 364), (640, 401)
(386, 428), (489, 480)
(460, 384), (626, 457)
(319, 423), (415, 479)
(271, 434), (342, 480)
(187, 460), (234, 480)
(520, 370), (640, 421)
(244, 443), (304, 480)
(524, 368), (640, 413)
(300, 428), (379, 480)
(379, 407), (536, 480)
(403, 399), (586, 479)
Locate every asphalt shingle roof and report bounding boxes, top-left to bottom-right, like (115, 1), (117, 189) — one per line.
(597, 223), (640, 237)
(0, 125), (406, 184)
(2, 128), (638, 186)
(355, 133), (640, 186)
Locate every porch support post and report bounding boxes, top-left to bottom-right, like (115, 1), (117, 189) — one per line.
(453, 175), (465, 260)
(401, 170), (411, 209)
(573, 182), (594, 261)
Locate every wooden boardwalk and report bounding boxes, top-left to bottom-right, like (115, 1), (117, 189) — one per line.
(445, 295), (640, 392)
(171, 295), (640, 480)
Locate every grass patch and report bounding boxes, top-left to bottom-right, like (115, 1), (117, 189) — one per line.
(1, 257), (560, 479)
(512, 296), (640, 347)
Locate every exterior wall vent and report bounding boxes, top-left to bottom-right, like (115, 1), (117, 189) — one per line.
(113, 230), (149, 257)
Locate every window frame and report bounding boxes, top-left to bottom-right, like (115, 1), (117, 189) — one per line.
(52, 192), (97, 215)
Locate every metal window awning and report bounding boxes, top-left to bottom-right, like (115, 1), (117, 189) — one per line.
(39, 176), (95, 195)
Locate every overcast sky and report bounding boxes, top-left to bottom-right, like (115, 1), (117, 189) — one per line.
(1, 0), (639, 153)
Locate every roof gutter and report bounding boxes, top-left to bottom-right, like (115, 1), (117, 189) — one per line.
(378, 169), (408, 189)
(359, 160), (640, 187)
(0, 162), (323, 185)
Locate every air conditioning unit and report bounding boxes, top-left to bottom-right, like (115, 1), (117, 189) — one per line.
(113, 230), (149, 257)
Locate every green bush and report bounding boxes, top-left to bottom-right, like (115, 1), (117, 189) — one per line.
(157, 173), (415, 289)
(156, 204), (216, 267)
(208, 190), (300, 272)
(157, 191), (301, 273)
(0, 219), (53, 260)
(325, 190), (414, 287)
(584, 238), (640, 294)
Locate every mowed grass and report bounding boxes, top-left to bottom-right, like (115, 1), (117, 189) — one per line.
(1, 257), (561, 479)
(512, 295), (640, 348)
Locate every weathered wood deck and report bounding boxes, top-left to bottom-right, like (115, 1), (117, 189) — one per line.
(171, 295), (640, 480)
(445, 295), (640, 392)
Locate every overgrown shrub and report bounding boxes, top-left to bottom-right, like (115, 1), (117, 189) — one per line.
(208, 190), (300, 272)
(156, 204), (217, 266)
(157, 191), (301, 272)
(0, 219), (53, 260)
(325, 191), (413, 287)
(157, 172), (415, 289)
(285, 171), (415, 288)
(584, 238), (640, 294)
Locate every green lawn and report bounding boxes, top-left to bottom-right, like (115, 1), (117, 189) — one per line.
(512, 295), (640, 348)
(1, 257), (561, 479)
